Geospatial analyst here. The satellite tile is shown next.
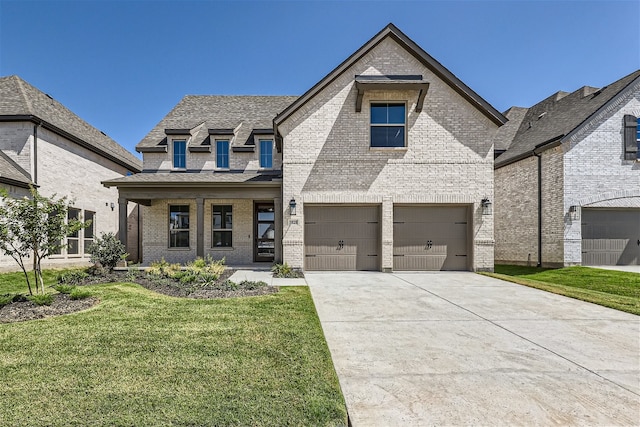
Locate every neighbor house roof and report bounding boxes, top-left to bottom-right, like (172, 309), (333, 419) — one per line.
(495, 69), (640, 167)
(0, 149), (32, 188)
(274, 23), (507, 136)
(136, 95), (298, 152)
(0, 75), (142, 172)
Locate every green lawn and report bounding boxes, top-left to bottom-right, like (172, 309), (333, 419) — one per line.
(0, 271), (347, 426)
(483, 265), (640, 315)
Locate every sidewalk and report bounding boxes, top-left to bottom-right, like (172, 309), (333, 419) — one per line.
(227, 268), (307, 286)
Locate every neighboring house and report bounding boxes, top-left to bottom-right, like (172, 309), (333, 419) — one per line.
(104, 24), (506, 271)
(494, 70), (640, 267)
(0, 75), (143, 270)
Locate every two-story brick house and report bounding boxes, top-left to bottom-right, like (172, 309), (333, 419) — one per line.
(494, 70), (640, 267)
(105, 24), (506, 271)
(0, 75), (142, 269)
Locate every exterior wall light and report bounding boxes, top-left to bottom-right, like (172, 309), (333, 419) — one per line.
(481, 198), (492, 216)
(569, 205), (580, 221)
(289, 198), (297, 216)
(110, 202), (115, 211)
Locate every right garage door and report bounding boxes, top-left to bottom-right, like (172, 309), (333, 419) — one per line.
(582, 209), (640, 266)
(393, 206), (469, 271)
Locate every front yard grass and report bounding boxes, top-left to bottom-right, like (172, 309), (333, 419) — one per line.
(0, 274), (347, 426)
(483, 265), (639, 315)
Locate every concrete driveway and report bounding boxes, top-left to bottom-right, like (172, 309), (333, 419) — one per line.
(306, 272), (640, 426)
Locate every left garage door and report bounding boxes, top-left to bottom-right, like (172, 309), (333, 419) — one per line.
(305, 206), (379, 271)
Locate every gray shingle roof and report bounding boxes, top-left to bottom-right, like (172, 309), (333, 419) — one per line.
(495, 70), (640, 167)
(103, 171), (281, 187)
(0, 150), (31, 187)
(137, 96), (299, 151)
(0, 75), (142, 172)
(494, 107), (528, 152)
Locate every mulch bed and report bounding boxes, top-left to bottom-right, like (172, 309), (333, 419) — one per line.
(0, 268), (278, 324)
(0, 294), (99, 324)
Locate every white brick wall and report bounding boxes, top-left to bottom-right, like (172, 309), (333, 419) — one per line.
(0, 123), (138, 270)
(563, 83), (640, 265)
(280, 38), (497, 271)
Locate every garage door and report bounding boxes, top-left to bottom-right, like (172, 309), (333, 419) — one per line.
(305, 206), (379, 271)
(394, 206), (468, 271)
(582, 209), (640, 266)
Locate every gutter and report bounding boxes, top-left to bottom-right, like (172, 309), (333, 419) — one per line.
(495, 134), (564, 169)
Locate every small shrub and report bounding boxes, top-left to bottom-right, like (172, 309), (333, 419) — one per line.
(178, 271), (198, 284)
(53, 284), (76, 294)
(125, 268), (140, 282)
(196, 272), (219, 286)
(57, 270), (89, 285)
(238, 280), (268, 290)
(148, 258), (182, 278)
(87, 232), (128, 271)
(70, 288), (92, 300)
(271, 263), (303, 278)
(187, 255), (225, 276)
(28, 294), (54, 306)
(216, 279), (238, 291)
(0, 294), (15, 308)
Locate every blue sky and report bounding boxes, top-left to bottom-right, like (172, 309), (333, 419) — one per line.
(1, 0), (638, 157)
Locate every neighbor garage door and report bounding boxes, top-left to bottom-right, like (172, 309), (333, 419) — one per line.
(582, 209), (640, 266)
(305, 206), (379, 271)
(394, 206), (469, 271)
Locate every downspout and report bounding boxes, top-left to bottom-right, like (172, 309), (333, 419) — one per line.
(32, 121), (41, 185)
(533, 151), (542, 268)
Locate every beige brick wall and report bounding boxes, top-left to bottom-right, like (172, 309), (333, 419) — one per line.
(0, 123), (138, 270)
(541, 146), (564, 266)
(280, 37), (497, 271)
(141, 198), (255, 265)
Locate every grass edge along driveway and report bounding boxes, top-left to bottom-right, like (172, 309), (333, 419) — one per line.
(0, 280), (347, 427)
(482, 265), (639, 316)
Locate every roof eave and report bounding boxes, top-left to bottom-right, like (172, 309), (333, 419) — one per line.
(495, 135), (565, 169)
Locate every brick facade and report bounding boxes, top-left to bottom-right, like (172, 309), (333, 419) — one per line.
(0, 123), (139, 270)
(279, 37), (498, 271)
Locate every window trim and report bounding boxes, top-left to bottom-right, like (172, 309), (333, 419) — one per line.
(259, 139), (274, 169)
(212, 204), (233, 248)
(215, 139), (230, 170)
(168, 205), (190, 249)
(83, 210), (96, 255)
(67, 207), (81, 256)
(172, 139), (187, 170)
(369, 101), (407, 149)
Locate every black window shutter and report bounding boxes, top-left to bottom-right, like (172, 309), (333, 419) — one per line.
(623, 115), (638, 160)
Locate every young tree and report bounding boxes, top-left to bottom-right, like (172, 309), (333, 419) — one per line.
(0, 187), (87, 295)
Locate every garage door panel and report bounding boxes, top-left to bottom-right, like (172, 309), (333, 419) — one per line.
(305, 206), (380, 271)
(393, 206), (468, 271)
(582, 209), (640, 266)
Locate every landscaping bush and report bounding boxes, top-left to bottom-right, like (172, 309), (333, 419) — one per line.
(53, 284), (76, 294)
(87, 232), (128, 271)
(148, 258), (181, 278)
(70, 288), (92, 300)
(238, 280), (268, 290)
(57, 270), (89, 285)
(27, 294), (54, 306)
(187, 255), (225, 276)
(271, 263), (304, 278)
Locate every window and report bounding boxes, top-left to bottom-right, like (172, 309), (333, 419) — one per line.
(370, 103), (406, 147)
(216, 140), (229, 169)
(212, 205), (233, 247)
(67, 208), (81, 255)
(637, 117), (640, 158)
(84, 211), (95, 254)
(259, 139), (273, 168)
(169, 205), (190, 248)
(173, 140), (186, 169)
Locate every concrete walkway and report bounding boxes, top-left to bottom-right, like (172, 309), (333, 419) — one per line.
(307, 272), (640, 426)
(589, 265), (640, 274)
(227, 269), (307, 287)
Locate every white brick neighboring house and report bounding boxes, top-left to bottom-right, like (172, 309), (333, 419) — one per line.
(0, 75), (142, 270)
(105, 24), (506, 271)
(494, 70), (640, 267)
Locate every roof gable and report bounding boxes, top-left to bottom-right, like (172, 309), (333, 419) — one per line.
(274, 23), (506, 133)
(495, 69), (640, 167)
(0, 149), (32, 188)
(0, 75), (142, 172)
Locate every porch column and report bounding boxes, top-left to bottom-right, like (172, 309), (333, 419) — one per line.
(118, 197), (128, 247)
(274, 197), (282, 263)
(196, 198), (204, 258)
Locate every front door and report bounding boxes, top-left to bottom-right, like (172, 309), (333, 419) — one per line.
(255, 203), (275, 262)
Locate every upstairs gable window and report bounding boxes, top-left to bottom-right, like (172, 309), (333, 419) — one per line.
(259, 139), (273, 168)
(173, 140), (186, 169)
(370, 103), (406, 148)
(216, 140), (229, 169)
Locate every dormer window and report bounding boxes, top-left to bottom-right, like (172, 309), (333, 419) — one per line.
(216, 140), (229, 169)
(259, 139), (273, 168)
(173, 139), (186, 169)
(371, 103), (406, 148)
